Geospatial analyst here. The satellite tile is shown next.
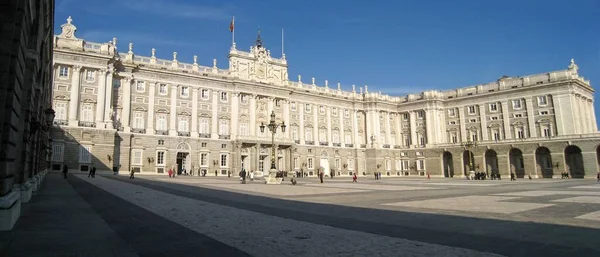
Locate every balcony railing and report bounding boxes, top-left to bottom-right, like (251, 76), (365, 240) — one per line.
(156, 130), (168, 135)
(199, 133), (211, 138)
(53, 119), (68, 126)
(319, 142), (328, 146)
(382, 144), (390, 148)
(333, 143), (341, 147)
(78, 121), (96, 127)
(219, 135), (230, 139)
(394, 145), (403, 149)
(131, 128), (146, 134)
(178, 131), (190, 137)
(360, 144), (366, 148)
(294, 140), (300, 144)
(345, 144), (354, 147)
(305, 141), (314, 145)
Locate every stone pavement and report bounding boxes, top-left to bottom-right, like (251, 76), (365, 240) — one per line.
(1, 173), (600, 257)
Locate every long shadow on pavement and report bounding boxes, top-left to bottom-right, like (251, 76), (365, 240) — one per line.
(105, 175), (600, 257)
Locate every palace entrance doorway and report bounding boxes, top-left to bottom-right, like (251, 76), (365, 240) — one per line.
(176, 152), (190, 175)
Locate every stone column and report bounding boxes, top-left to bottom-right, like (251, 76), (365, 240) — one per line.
(589, 100), (597, 132)
(459, 107), (467, 142)
(385, 112), (392, 145)
(326, 107), (332, 145)
(525, 98), (537, 138)
(249, 94), (257, 136)
(283, 100), (290, 138)
(299, 104), (305, 144)
(579, 96), (589, 134)
(313, 105), (318, 143)
(478, 105), (488, 141)
(365, 110), (374, 146)
(104, 71), (114, 128)
(231, 92), (239, 140)
(191, 87), (199, 138)
(409, 111), (417, 147)
(95, 68), (107, 128)
(501, 102), (511, 139)
(146, 82), (156, 135)
(68, 65), (82, 126)
(424, 109), (433, 145)
(121, 77), (132, 132)
(338, 109), (345, 145)
(352, 110), (359, 147)
(169, 84), (177, 136)
(211, 90), (218, 139)
(571, 94), (581, 134)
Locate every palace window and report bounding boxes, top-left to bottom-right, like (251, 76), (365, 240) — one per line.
(332, 108), (338, 116)
(386, 160), (391, 171)
(542, 126), (551, 137)
(347, 158), (354, 170)
(395, 160), (401, 170)
(136, 81), (145, 92)
(539, 111), (549, 116)
(219, 120), (229, 135)
(181, 86), (189, 97)
(275, 99), (282, 107)
(59, 66), (69, 78)
(239, 123), (249, 136)
(131, 149), (142, 165)
(402, 113), (409, 121)
(307, 157), (314, 169)
(450, 132), (458, 143)
(156, 151), (165, 165)
(85, 70), (95, 81)
(390, 135), (396, 146)
(493, 129), (501, 141)
(417, 110), (424, 119)
(417, 160), (425, 170)
(517, 127), (525, 139)
(220, 154), (228, 167)
(489, 103), (498, 112)
(291, 102), (297, 111)
(79, 145), (92, 163)
(240, 95), (248, 104)
(158, 140), (164, 145)
(291, 126), (299, 140)
(159, 84), (167, 95)
(220, 92), (228, 102)
(512, 99), (522, 109)
(199, 118), (210, 134)
(305, 128), (313, 141)
(305, 104), (311, 113)
(133, 112), (145, 129)
(319, 106), (325, 114)
(200, 153), (208, 166)
(404, 135), (411, 146)
(538, 96), (548, 106)
(178, 117), (189, 132)
(80, 105), (93, 122)
(294, 157), (299, 169)
(514, 113), (523, 118)
(468, 106), (476, 114)
(156, 115), (167, 131)
(52, 144), (64, 162)
(471, 132), (478, 142)
(344, 109), (350, 118)
(55, 102), (67, 120)
(345, 132), (352, 144)
(419, 133), (426, 146)
(319, 129), (327, 142)
(333, 131), (340, 143)
(448, 109), (456, 117)
(334, 158), (340, 169)
(201, 89), (209, 99)
(402, 160), (410, 171)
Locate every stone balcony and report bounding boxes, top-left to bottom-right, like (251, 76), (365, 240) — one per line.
(131, 128), (146, 134)
(199, 133), (211, 138)
(394, 145), (403, 149)
(219, 135), (231, 140)
(156, 130), (168, 135)
(319, 142), (328, 146)
(78, 121), (96, 128)
(294, 140), (300, 144)
(333, 143), (341, 147)
(305, 141), (314, 145)
(345, 144), (354, 147)
(383, 144), (391, 149)
(360, 144), (366, 148)
(178, 131), (190, 137)
(53, 119), (68, 126)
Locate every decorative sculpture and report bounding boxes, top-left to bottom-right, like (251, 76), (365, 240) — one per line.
(193, 55), (198, 64)
(173, 52), (177, 61)
(151, 48), (156, 58)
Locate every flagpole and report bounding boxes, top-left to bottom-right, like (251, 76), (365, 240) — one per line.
(281, 28), (285, 58)
(232, 16), (235, 46)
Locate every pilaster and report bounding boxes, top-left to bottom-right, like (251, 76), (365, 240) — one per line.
(169, 84), (178, 136)
(146, 82), (156, 135)
(326, 107), (332, 146)
(104, 71), (114, 128)
(211, 90), (218, 139)
(191, 87), (199, 138)
(231, 92), (239, 140)
(338, 109), (344, 145)
(352, 110), (359, 147)
(249, 94), (257, 137)
(121, 77), (132, 132)
(479, 105), (488, 141)
(409, 111), (417, 147)
(283, 99), (290, 138)
(299, 104), (305, 144)
(458, 108), (467, 142)
(95, 68), (107, 128)
(385, 112), (392, 146)
(501, 102), (511, 139)
(68, 65), (82, 126)
(424, 109), (433, 145)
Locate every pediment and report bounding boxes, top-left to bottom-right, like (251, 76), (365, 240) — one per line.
(81, 98), (97, 104)
(132, 106), (147, 112)
(199, 113), (211, 118)
(156, 108), (169, 114)
(54, 95), (70, 101)
(179, 111), (191, 116)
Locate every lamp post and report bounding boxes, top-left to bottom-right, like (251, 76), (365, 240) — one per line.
(260, 111), (286, 184)
(461, 140), (478, 174)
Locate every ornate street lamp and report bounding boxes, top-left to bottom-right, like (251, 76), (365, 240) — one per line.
(45, 108), (56, 127)
(260, 111), (286, 183)
(461, 140), (478, 171)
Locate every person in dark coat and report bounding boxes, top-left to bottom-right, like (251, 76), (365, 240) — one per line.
(240, 169), (247, 184)
(129, 168), (135, 179)
(62, 165), (68, 179)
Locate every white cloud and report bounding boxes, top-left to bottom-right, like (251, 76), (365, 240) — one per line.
(119, 0), (232, 21)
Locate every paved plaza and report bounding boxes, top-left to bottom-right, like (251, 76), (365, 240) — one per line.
(2, 173), (600, 257)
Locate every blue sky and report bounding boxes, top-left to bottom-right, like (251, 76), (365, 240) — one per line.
(56, 0), (600, 119)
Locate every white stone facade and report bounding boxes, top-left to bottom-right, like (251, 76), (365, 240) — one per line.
(50, 16), (600, 179)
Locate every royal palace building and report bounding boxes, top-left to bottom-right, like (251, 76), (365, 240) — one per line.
(50, 16), (600, 179)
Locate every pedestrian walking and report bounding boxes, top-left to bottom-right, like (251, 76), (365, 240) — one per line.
(62, 165), (68, 179)
(352, 173), (357, 183)
(510, 172), (516, 181)
(88, 166), (94, 178)
(129, 168), (135, 179)
(427, 172), (430, 180)
(319, 170), (324, 183)
(597, 172), (600, 182)
(240, 169), (247, 184)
